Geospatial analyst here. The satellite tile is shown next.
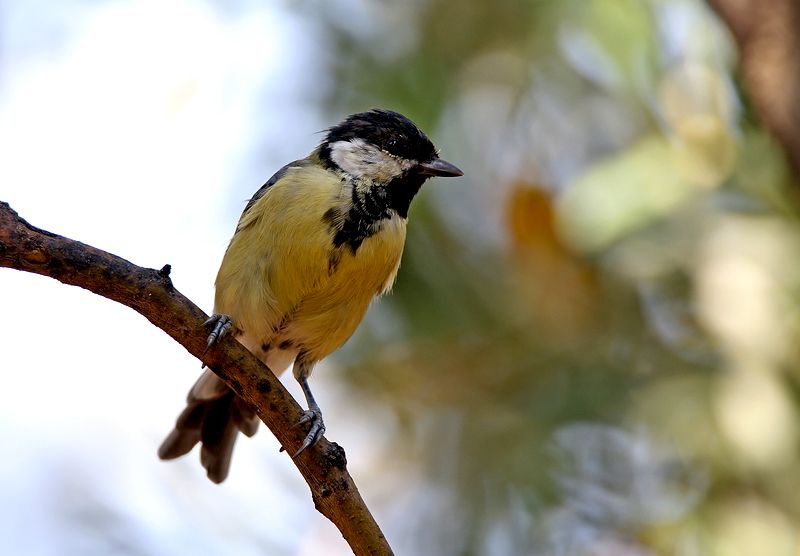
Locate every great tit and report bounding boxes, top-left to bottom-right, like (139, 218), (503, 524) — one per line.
(158, 109), (463, 483)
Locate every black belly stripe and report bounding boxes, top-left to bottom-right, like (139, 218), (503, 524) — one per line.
(278, 339), (293, 350)
(323, 172), (421, 255)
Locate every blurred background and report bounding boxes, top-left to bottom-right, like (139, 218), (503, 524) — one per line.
(2, 0), (800, 554)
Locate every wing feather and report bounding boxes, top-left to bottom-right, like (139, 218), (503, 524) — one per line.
(213, 162), (345, 343)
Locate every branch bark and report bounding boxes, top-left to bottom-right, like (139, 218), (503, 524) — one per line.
(708, 0), (800, 178)
(0, 201), (393, 556)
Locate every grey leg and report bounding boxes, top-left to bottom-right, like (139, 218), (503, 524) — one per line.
(293, 361), (326, 457)
(204, 314), (233, 349)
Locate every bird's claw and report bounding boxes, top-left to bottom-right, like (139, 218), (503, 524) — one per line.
(204, 314), (233, 352)
(292, 406), (325, 458)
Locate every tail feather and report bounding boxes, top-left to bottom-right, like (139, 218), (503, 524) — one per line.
(199, 394), (238, 483)
(158, 427), (200, 460)
(158, 370), (260, 483)
(231, 398), (259, 437)
(176, 400), (207, 429)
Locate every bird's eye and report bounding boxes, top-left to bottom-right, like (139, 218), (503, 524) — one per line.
(387, 138), (398, 149)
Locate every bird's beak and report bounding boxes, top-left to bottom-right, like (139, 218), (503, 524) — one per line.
(417, 157), (464, 177)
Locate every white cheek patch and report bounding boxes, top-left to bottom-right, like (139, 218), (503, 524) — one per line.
(329, 139), (415, 182)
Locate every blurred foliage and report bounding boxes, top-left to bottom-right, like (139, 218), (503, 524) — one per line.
(298, 0), (800, 554)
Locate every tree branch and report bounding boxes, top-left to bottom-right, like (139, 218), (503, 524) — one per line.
(708, 0), (800, 178)
(0, 201), (393, 556)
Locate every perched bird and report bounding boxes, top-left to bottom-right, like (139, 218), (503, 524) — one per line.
(158, 109), (463, 483)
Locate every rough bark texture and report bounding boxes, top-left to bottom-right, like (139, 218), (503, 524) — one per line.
(0, 201), (394, 556)
(708, 0), (800, 177)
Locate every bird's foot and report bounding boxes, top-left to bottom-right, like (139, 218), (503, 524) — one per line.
(204, 314), (233, 351)
(293, 404), (325, 458)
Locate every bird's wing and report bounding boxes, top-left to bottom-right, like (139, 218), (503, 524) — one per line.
(236, 158), (313, 232)
(213, 162), (345, 339)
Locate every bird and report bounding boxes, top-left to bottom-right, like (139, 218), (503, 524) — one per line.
(158, 108), (463, 483)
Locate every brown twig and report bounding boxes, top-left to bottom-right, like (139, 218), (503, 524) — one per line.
(0, 201), (393, 556)
(708, 0), (800, 178)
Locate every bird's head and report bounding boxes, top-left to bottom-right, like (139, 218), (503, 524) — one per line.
(318, 109), (463, 185)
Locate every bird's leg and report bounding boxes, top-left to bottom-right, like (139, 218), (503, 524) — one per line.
(293, 363), (326, 458)
(203, 314), (233, 351)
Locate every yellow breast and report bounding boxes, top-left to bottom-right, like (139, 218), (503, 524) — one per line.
(213, 164), (407, 366)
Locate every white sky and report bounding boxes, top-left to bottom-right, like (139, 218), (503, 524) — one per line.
(0, 2), (380, 554)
